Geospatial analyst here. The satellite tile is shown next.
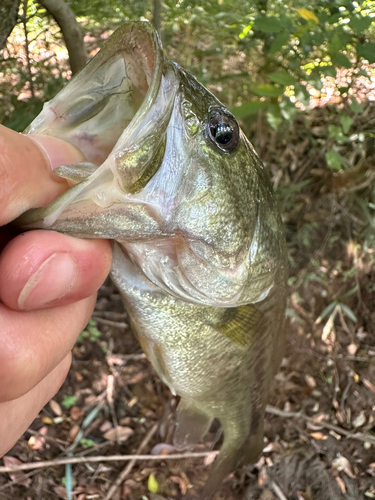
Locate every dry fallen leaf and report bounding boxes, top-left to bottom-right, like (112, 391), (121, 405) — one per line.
(304, 374), (316, 389)
(99, 420), (113, 433)
(203, 452), (217, 466)
(336, 476), (346, 494)
(70, 406), (84, 421)
(53, 485), (68, 500)
(103, 426), (134, 442)
(28, 435), (45, 451)
(170, 475), (189, 495)
(49, 399), (62, 416)
(353, 411), (366, 428)
(347, 343), (358, 355)
(310, 431), (328, 440)
(363, 379), (375, 395)
(332, 455), (356, 478)
(69, 424), (81, 443)
(2, 456), (32, 487)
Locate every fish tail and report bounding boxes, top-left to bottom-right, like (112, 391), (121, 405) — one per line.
(202, 419), (264, 497)
(173, 398), (212, 450)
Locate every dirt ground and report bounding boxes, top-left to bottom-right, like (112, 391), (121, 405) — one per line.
(0, 104), (374, 500)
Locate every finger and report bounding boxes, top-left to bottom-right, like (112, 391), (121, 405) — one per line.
(0, 125), (84, 226)
(0, 230), (112, 311)
(0, 295), (96, 402)
(0, 354), (71, 458)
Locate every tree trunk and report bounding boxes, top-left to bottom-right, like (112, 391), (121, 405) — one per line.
(0, 0), (21, 50)
(38, 0), (87, 74)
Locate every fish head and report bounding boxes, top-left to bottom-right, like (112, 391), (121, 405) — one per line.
(19, 21), (286, 309)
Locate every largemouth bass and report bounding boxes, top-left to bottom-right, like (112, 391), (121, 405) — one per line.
(18, 22), (288, 495)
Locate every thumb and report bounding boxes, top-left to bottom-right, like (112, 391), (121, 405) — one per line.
(0, 125), (85, 226)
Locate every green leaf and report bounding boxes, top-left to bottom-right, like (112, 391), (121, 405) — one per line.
(270, 32), (290, 54)
(350, 97), (363, 114)
(359, 68), (371, 80)
(253, 16), (283, 33)
(231, 100), (269, 118)
(328, 124), (347, 144)
(340, 115), (353, 134)
(279, 96), (297, 121)
(320, 65), (336, 78)
(331, 53), (352, 69)
(250, 84), (284, 97)
(294, 84), (310, 107)
(80, 438), (95, 449)
(328, 32), (343, 55)
(325, 150), (345, 170)
(266, 105), (283, 130)
(327, 12), (342, 24)
(239, 24), (252, 39)
(357, 43), (375, 64)
(306, 71), (323, 91)
(318, 301), (337, 321)
(349, 15), (372, 34)
(339, 303), (357, 323)
(62, 394), (78, 409)
(148, 473), (160, 494)
(267, 71), (296, 86)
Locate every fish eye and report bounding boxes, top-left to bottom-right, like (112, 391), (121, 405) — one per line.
(207, 107), (239, 152)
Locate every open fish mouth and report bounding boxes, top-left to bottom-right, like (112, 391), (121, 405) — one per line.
(25, 22), (171, 176)
(20, 22), (179, 227)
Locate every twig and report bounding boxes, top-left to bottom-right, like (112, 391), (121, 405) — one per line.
(104, 424), (158, 500)
(0, 450), (218, 474)
(92, 317), (128, 329)
(270, 480), (289, 500)
(265, 405), (375, 444)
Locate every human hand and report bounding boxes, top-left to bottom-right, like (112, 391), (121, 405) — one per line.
(0, 125), (112, 456)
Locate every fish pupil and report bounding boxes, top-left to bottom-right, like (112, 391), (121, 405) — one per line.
(211, 122), (233, 145)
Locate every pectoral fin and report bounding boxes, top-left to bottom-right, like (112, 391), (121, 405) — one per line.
(216, 304), (263, 348)
(54, 162), (98, 185)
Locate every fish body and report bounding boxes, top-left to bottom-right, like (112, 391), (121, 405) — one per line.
(18, 22), (288, 494)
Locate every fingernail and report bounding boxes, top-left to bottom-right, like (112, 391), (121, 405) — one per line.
(18, 253), (78, 310)
(28, 135), (85, 171)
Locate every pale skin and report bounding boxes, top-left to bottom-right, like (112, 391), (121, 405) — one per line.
(0, 125), (112, 457)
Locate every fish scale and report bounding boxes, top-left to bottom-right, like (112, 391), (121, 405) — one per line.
(16, 21), (288, 496)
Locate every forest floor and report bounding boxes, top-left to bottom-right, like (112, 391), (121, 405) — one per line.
(1, 101), (375, 500)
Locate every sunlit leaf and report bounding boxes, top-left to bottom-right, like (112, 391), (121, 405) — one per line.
(239, 24), (252, 39)
(296, 8), (319, 24)
(148, 473), (160, 493)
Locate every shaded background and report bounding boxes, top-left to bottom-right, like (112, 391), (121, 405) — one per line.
(0, 1), (375, 499)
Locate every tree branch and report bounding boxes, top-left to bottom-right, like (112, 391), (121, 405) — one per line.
(38, 0), (86, 74)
